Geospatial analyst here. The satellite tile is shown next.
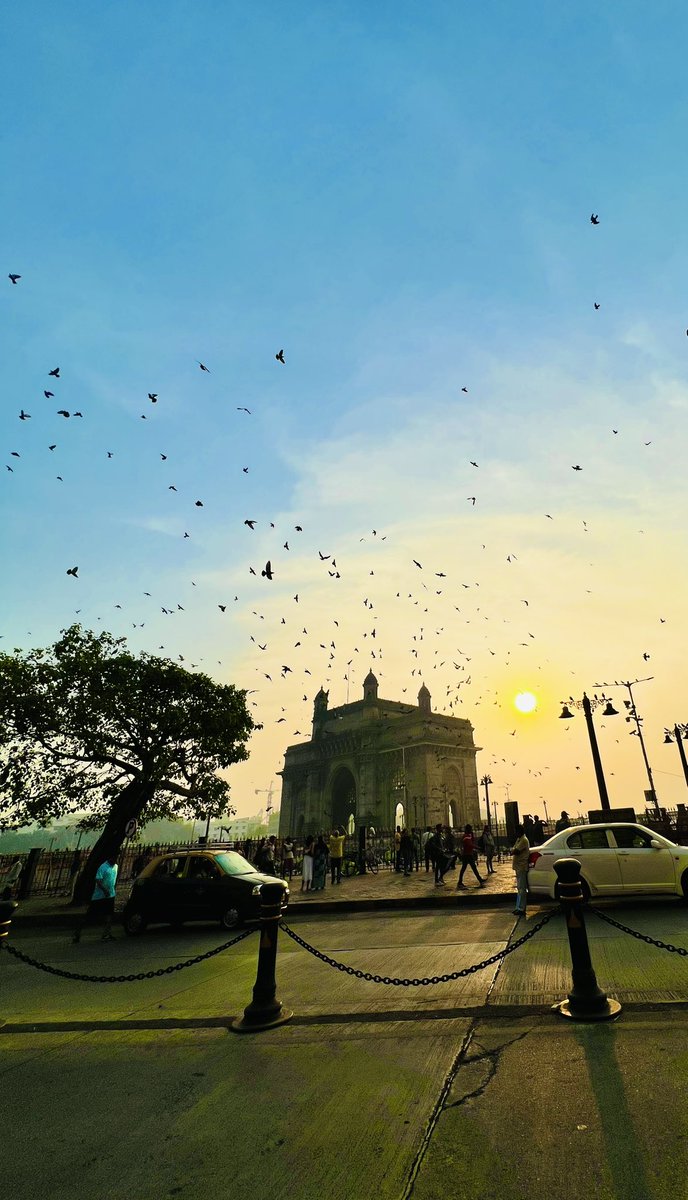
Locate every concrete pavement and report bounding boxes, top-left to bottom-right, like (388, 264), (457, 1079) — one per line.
(3, 904), (688, 1199)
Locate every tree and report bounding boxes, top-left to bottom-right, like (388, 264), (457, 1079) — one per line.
(0, 625), (256, 903)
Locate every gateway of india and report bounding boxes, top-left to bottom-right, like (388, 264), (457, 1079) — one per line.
(278, 671), (481, 836)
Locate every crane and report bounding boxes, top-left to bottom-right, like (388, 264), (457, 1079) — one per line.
(255, 782), (276, 814)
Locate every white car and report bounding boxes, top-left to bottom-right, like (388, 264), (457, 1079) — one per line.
(527, 822), (688, 901)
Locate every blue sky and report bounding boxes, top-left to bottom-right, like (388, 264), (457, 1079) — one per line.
(3, 2), (688, 823)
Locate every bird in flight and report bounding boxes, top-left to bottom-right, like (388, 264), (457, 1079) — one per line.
(244, 519), (257, 529)
(594, 302), (600, 310)
(44, 390), (54, 399)
(467, 497), (476, 505)
(49, 367), (60, 377)
(461, 387), (468, 393)
(195, 500), (204, 507)
(57, 410), (70, 418)
(148, 393), (158, 403)
(160, 453), (167, 460)
(571, 465), (582, 471)
(470, 461), (479, 468)
(262, 561), (274, 580)
(8, 273), (20, 284)
(275, 349), (285, 363)
(48, 444), (56, 451)
(590, 213), (600, 224)
(237, 407), (251, 414)
(19, 410), (31, 420)
(197, 362), (210, 372)
(66, 566), (79, 578)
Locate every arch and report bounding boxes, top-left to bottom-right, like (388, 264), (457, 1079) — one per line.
(394, 801), (406, 829)
(444, 765), (464, 829)
(330, 765), (357, 832)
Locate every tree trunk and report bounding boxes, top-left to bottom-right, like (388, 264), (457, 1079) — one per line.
(72, 778), (155, 905)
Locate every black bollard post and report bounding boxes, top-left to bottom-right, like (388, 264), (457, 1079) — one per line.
(231, 882), (293, 1033)
(0, 900), (17, 1030)
(552, 858), (621, 1021)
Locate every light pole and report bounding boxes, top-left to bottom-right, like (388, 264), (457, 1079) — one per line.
(596, 677), (660, 815)
(559, 693), (618, 812)
(663, 724), (688, 789)
(481, 775), (493, 832)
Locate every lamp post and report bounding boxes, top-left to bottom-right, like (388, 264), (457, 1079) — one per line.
(663, 724), (688, 789)
(596, 677), (660, 816)
(481, 774), (493, 832)
(559, 693), (618, 812)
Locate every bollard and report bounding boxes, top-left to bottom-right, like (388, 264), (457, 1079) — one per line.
(231, 882), (293, 1033)
(0, 900), (18, 1030)
(552, 859), (621, 1021)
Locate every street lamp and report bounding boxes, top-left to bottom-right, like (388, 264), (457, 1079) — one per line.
(596, 677), (660, 815)
(663, 724), (688, 789)
(480, 774), (493, 832)
(559, 693), (618, 812)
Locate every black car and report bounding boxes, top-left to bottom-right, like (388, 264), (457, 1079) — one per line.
(122, 849), (289, 935)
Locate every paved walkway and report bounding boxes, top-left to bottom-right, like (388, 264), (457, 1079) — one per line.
(10, 860), (520, 926)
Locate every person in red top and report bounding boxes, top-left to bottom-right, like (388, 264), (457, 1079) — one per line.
(456, 823), (485, 889)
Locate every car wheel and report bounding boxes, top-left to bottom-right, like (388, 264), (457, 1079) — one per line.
(220, 906), (243, 930)
(553, 878), (590, 903)
(123, 909), (148, 936)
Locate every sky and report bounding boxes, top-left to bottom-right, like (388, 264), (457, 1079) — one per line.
(3, 1), (688, 826)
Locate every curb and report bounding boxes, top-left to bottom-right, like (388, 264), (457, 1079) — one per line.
(9, 888), (533, 928)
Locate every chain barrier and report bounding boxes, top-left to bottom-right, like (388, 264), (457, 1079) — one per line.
(0, 926), (256, 984)
(279, 908), (559, 986)
(591, 908), (688, 957)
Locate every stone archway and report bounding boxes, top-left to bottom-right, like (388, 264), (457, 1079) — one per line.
(444, 765), (464, 828)
(330, 766), (357, 831)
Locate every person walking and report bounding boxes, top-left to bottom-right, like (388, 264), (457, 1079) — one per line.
(481, 825), (496, 874)
(312, 835), (329, 891)
(531, 815), (546, 844)
(555, 810), (571, 833)
(411, 828), (421, 871)
(422, 827), (433, 872)
(457, 824), (485, 889)
(328, 827), (345, 885)
(429, 824), (448, 886)
(72, 855), (119, 943)
(394, 826), (402, 872)
(301, 835), (314, 893)
(511, 824), (530, 917)
(399, 828), (414, 876)
(281, 837), (295, 882)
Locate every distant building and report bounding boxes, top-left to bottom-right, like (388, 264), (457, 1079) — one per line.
(278, 673), (480, 836)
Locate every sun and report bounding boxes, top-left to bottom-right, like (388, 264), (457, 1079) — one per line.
(514, 691), (538, 714)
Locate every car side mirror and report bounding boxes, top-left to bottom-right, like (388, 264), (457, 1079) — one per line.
(650, 839), (662, 849)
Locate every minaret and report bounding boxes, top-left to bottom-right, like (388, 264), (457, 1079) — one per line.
(418, 683), (432, 715)
(363, 670), (379, 704)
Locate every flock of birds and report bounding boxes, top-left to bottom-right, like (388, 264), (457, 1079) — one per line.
(3, 214), (678, 796)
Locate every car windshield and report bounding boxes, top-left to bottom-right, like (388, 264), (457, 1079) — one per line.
(213, 852), (256, 877)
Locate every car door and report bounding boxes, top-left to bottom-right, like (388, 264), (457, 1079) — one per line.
(610, 826), (676, 893)
(563, 827), (622, 894)
(147, 856), (188, 919)
(181, 856), (224, 920)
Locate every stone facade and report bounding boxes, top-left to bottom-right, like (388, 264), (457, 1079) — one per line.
(278, 673), (481, 836)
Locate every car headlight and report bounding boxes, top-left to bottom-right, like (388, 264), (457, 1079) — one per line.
(252, 884), (262, 896)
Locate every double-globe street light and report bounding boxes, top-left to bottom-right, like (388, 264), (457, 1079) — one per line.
(663, 724), (688, 789)
(596, 677), (660, 816)
(559, 693), (619, 812)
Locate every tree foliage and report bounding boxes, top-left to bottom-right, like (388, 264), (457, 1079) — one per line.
(0, 626), (256, 898)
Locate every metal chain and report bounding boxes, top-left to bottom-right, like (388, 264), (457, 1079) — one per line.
(279, 908), (559, 986)
(0, 926), (256, 983)
(591, 907), (688, 956)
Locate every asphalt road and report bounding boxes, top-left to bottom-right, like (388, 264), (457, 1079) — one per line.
(2, 901), (688, 1199)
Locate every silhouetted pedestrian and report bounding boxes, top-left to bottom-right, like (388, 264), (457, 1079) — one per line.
(457, 824), (485, 888)
(72, 855), (118, 943)
(481, 825), (496, 874)
(511, 825), (530, 917)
